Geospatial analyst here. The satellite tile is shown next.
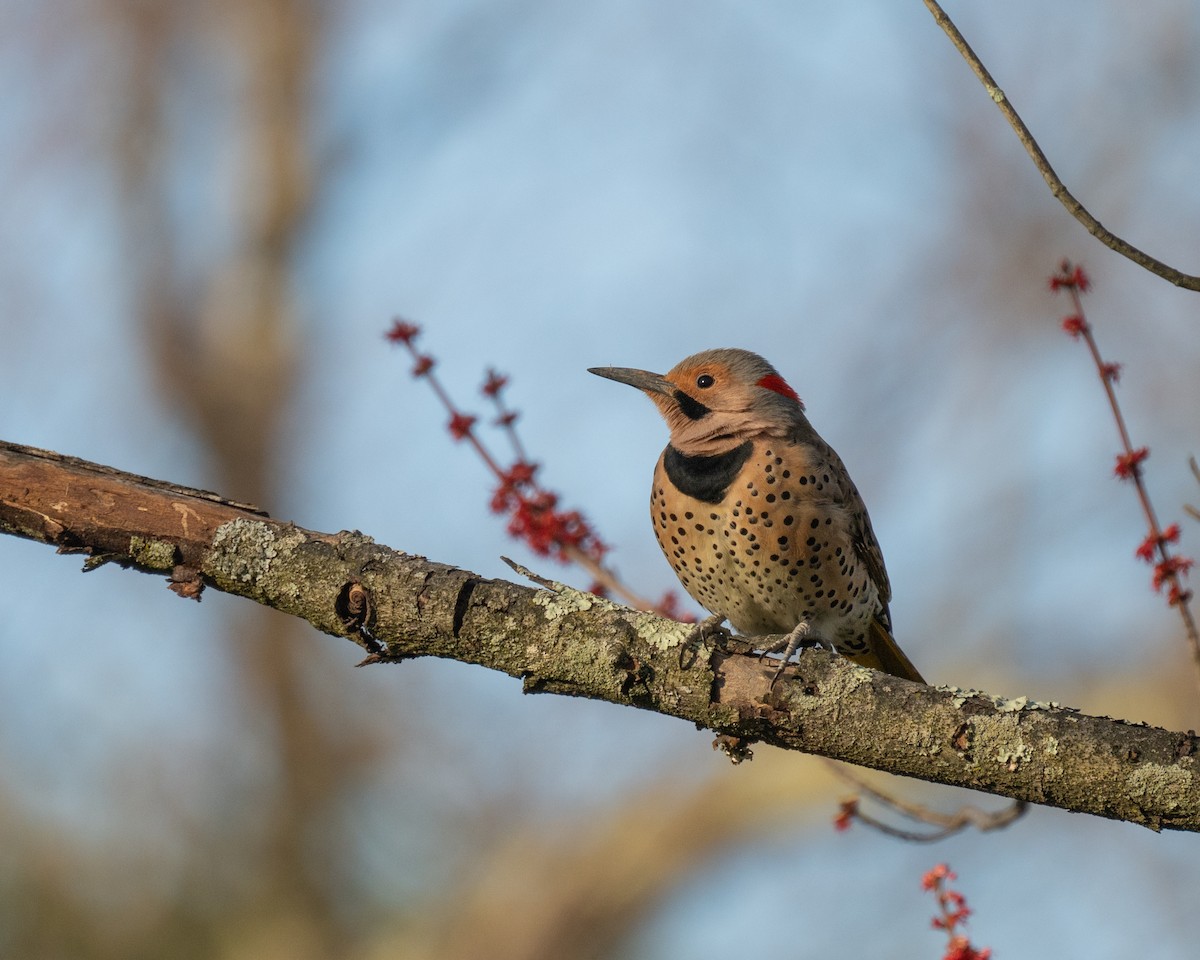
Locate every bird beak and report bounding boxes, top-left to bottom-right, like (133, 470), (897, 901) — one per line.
(588, 366), (674, 397)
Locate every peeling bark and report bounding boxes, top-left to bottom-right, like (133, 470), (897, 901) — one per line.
(2, 439), (1198, 832)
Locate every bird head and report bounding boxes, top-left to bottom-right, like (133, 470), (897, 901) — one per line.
(589, 348), (806, 456)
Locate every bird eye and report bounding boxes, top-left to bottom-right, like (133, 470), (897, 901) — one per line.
(696, 374), (715, 389)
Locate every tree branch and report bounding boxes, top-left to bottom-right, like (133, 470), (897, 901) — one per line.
(923, 0), (1200, 292)
(3, 438), (1199, 832)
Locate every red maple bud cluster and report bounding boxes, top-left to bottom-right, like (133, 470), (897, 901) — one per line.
(1131, 507), (1196, 607)
(482, 369), (509, 397)
(930, 890), (968, 930)
(496, 460), (538, 492)
(922, 864), (991, 960)
(833, 797), (857, 832)
(1061, 315), (1088, 338)
(1113, 446), (1149, 480)
(1153, 556), (1195, 597)
(942, 938), (992, 960)
(384, 319), (420, 344)
(1101, 362), (1122, 383)
(1048, 260), (1090, 293)
(448, 412), (477, 440)
(489, 463), (608, 563)
(1136, 524), (1180, 562)
(508, 494), (606, 562)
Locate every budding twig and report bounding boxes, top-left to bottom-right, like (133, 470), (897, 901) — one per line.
(1051, 263), (1200, 692)
(922, 864), (992, 960)
(386, 319), (671, 614)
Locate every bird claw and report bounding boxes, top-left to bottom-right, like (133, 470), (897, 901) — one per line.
(688, 612), (729, 644)
(759, 620), (825, 687)
(678, 612), (731, 668)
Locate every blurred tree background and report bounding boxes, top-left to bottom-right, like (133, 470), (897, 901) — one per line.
(2, 1), (1200, 957)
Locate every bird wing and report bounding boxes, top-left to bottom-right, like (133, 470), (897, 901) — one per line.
(786, 428), (921, 681)
(784, 422), (891, 605)
(848, 479), (891, 607)
(813, 438), (891, 607)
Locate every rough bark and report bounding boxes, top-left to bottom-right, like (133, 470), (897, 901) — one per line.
(2, 439), (1198, 832)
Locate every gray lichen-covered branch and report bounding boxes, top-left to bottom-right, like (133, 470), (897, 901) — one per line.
(2, 439), (1199, 832)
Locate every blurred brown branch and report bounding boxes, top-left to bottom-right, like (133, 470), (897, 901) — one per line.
(3, 438), (1200, 833)
(386, 757), (862, 960)
(828, 761), (1026, 842)
(108, 2), (339, 949)
(924, 0), (1200, 292)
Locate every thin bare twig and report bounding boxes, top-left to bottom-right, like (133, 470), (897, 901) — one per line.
(923, 0), (1200, 292)
(828, 761), (1026, 843)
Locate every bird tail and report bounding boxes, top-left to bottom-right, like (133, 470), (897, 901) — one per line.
(848, 618), (925, 683)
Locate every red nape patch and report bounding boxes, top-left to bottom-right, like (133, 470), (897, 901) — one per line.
(756, 374), (800, 402)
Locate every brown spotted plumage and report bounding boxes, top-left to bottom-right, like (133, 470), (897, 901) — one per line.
(589, 348), (923, 684)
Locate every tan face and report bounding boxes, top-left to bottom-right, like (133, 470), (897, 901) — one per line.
(650, 358), (758, 433)
(590, 352), (802, 456)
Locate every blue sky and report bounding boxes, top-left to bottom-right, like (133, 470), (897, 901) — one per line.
(3, 1), (1200, 955)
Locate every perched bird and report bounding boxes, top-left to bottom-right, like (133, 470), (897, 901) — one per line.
(589, 348), (923, 684)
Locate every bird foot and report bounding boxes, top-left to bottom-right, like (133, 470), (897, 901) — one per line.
(759, 620), (826, 686)
(678, 613), (731, 668)
(686, 612), (729, 648)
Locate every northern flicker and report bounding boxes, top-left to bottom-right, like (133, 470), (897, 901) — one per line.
(589, 348), (924, 684)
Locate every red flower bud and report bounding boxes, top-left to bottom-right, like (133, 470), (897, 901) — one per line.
(385, 319), (421, 344)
